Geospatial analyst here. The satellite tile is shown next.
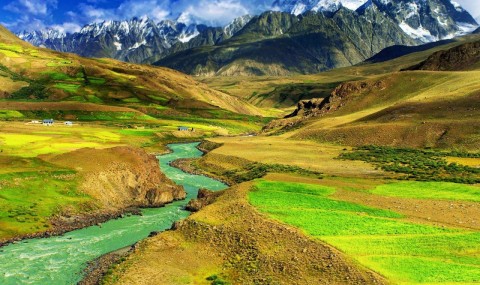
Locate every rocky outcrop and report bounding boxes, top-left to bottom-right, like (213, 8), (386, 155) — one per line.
(50, 146), (186, 210)
(285, 80), (386, 119)
(186, 188), (224, 212)
(263, 79), (386, 132)
(405, 40), (480, 71)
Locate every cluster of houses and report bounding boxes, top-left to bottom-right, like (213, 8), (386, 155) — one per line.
(177, 126), (194, 132)
(28, 119), (74, 126)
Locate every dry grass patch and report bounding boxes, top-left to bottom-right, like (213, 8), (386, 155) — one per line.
(208, 136), (383, 177)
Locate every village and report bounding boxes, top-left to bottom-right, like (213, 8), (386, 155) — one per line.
(27, 119), (74, 126)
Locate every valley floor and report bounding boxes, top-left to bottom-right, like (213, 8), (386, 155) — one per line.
(103, 136), (480, 285)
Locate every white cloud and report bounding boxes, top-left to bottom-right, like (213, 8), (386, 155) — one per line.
(2, 15), (48, 32)
(4, 0), (57, 16)
(181, 0), (249, 25)
(51, 22), (82, 34)
(75, 0), (171, 24)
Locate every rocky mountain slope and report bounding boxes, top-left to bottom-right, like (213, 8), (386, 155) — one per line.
(48, 147), (186, 210)
(368, 0), (477, 42)
(155, 9), (418, 76)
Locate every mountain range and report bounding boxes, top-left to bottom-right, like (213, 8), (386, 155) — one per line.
(17, 0), (478, 76)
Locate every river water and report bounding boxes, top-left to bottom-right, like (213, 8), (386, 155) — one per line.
(0, 142), (227, 284)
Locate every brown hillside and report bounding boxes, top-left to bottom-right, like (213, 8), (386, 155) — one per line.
(0, 25), (261, 116)
(269, 70), (480, 150)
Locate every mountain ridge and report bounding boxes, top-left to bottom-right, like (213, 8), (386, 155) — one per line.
(15, 0), (478, 76)
(17, 15), (252, 64)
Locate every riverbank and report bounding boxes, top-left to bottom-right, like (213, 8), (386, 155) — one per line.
(0, 208), (141, 247)
(0, 146), (186, 248)
(80, 142), (226, 284)
(80, 246), (134, 285)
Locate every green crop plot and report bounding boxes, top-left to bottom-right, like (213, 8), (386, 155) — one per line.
(372, 181), (480, 202)
(54, 83), (81, 93)
(249, 180), (480, 284)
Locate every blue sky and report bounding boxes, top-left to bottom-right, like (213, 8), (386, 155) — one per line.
(0, 0), (478, 33)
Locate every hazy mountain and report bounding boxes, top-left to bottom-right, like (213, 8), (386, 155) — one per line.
(17, 15), (252, 64)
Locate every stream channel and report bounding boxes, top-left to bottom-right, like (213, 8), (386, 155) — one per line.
(0, 142), (227, 284)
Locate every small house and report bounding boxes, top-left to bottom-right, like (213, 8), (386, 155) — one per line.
(43, 119), (54, 126)
(64, 121), (73, 126)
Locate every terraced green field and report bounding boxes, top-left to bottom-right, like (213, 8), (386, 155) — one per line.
(249, 180), (480, 284)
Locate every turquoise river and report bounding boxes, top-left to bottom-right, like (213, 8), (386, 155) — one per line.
(0, 142), (227, 284)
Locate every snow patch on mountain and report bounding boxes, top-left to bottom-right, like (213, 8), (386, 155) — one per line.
(456, 22), (478, 35)
(114, 42), (122, 51)
(224, 15), (253, 36)
(178, 28), (199, 43)
(340, 0), (367, 10)
(399, 22), (436, 42)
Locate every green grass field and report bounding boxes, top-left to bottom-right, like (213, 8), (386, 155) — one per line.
(249, 180), (480, 284)
(0, 167), (91, 239)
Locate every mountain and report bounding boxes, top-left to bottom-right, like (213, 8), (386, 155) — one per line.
(155, 9), (418, 76)
(260, 34), (480, 149)
(365, 39), (455, 63)
(16, 0), (478, 76)
(273, 0), (477, 42)
(17, 15), (252, 64)
(367, 0), (478, 43)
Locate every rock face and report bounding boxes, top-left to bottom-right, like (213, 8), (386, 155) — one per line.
(264, 79), (385, 131)
(186, 188), (223, 212)
(406, 40), (480, 71)
(49, 146), (186, 210)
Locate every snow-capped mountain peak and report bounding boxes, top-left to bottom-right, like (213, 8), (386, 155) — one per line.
(224, 15), (253, 36)
(17, 14), (253, 64)
(371, 0), (478, 43)
(272, 0), (367, 15)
